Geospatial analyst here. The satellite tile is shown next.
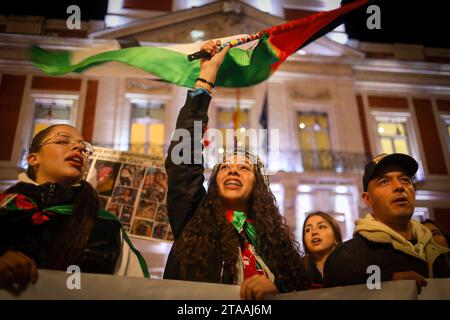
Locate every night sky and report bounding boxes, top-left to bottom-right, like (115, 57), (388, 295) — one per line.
(0, 0), (449, 49)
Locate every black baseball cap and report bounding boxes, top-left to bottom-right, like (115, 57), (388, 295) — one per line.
(363, 153), (418, 191)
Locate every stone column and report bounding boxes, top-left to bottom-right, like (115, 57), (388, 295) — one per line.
(92, 77), (125, 148)
(281, 179), (299, 237)
(165, 85), (188, 146)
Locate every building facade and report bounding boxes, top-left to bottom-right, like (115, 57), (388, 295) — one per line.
(1, 0), (449, 278)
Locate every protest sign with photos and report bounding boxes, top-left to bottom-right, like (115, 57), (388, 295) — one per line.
(86, 147), (173, 241)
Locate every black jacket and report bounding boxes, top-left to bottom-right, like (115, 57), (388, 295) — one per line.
(0, 182), (122, 274)
(163, 90), (234, 283)
(302, 256), (324, 289)
(323, 234), (450, 288)
(163, 91), (309, 292)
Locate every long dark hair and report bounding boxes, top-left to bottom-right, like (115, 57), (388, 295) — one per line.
(302, 211), (342, 258)
(27, 124), (99, 269)
(423, 219), (450, 247)
(174, 157), (308, 291)
(301, 211), (342, 282)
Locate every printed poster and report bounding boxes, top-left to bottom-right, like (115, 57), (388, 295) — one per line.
(86, 147), (173, 241)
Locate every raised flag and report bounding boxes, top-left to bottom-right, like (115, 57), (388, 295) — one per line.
(31, 0), (369, 88)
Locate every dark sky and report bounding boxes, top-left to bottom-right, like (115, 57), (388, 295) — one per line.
(342, 0), (450, 49)
(0, 1), (108, 20)
(1, 0), (449, 49)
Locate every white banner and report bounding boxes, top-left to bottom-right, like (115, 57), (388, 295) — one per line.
(1, 270), (449, 300)
(0, 269), (240, 300)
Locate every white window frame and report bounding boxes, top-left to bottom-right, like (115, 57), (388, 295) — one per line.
(371, 110), (425, 181)
(440, 114), (450, 153)
(270, 183), (284, 216)
(19, 93), (80, 168)
(295, 183), (360, 245)
(128, 97), (166, 155)
(291, 101), (339, 173)
(214, 102), (252, 154)
(123, 93), (170, 150)
(412, 207), (430, 222)
(297, 111), (332, 151)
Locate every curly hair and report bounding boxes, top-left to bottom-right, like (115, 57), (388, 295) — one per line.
(174, 156), (308, 291)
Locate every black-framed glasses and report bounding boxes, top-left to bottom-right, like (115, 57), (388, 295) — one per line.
(40, 132), (94, 158)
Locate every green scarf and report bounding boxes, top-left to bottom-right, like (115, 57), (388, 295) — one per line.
(225, 210), (257, 246)
(0, 193), (150, 278)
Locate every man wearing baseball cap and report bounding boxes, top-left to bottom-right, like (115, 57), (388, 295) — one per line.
(323, 153), (450, 293)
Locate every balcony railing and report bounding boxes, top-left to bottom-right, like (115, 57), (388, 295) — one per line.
(296, 150), (369, 173)
(91, 143), (369, 174)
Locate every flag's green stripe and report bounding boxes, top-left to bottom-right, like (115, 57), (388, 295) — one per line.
(216, 36), (279, 87)
(31, 45), (201, 87)
(31, 36), (279, 88)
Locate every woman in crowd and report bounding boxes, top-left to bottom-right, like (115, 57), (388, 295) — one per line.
(0, 124), (148, 293)
(423, 219), (450, 248)
(163, 40), (308, 299)
(302, 211), (342, 288)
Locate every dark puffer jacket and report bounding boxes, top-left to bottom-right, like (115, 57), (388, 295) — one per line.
(0, 181), (122, 274)
(323, 234), (450, 288)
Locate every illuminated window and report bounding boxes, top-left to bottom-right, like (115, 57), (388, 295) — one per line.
(298, 112), (330, 150)
(412, 207), (430, 222)
(376, 118), (410, 155)
(297, 111), (332, 170)
(216, 106), (249, 152)
(442, 114), (450, 152)
(295, 184), (358, 244)
(129, 100), (165, 157)
(32, 98), (74, 138)
(372, 111), (424, 180)
(270, 183), (284, 216)
(21, 96), (77, 169)
(190, 30), (205, 42)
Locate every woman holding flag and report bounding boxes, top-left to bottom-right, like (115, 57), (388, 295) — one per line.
(164, 40), (308, 299)
(0, 124), (149, 293)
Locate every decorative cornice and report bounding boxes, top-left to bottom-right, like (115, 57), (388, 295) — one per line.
(0, 33), (117, 51)
(354, 59), (450, 77)
(416, 189), (450, 202)
(91, 1), (286, 40)
(89, 2), (224, 39)
(356, 81), (450, 96)
(271, 69), (356, 82)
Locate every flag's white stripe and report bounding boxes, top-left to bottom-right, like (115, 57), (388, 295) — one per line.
(70, 34), (255, 78)
(72, 35), (253, 63)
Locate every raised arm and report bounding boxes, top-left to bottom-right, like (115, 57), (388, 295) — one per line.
(165, 40), (229, 240)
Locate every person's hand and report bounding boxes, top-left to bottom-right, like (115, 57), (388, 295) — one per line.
(0, 251), (38, 294)
(196, 40), (230, 89)
(240, 275), (279, 300)
(392, 271), (427, 294)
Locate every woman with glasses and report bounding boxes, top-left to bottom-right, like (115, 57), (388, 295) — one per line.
(0, 124), (149, 292)
(163, 40), (308, 299)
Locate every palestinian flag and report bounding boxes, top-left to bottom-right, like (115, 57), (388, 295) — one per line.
(31, 0), (369, 88)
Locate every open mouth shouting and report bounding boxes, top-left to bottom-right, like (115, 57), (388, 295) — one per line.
(65, 153), (84, 169)
(311, 237), (322, 246)
(392, 195), (409, 205)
